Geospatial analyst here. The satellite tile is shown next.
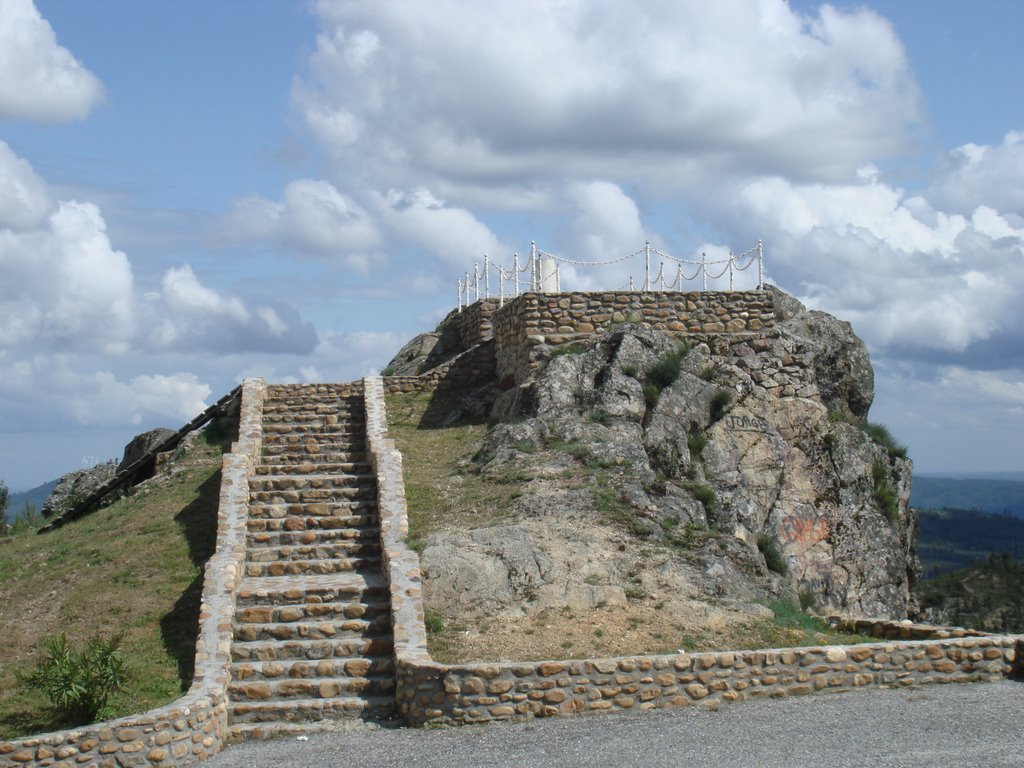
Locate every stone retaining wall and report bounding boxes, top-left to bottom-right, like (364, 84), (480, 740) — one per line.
(467, 290), (775, 383)
(366, 375), (1022, 728)
(383, 340), (496, 395)
(0, 379), (266, 768)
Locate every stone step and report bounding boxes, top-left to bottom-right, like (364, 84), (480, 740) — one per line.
(236, 572), (386, 607)
(246, 513), (378, 534)
(265, 384), (362, 398)
(230, 636), (394, 662)
(235, 600), (390, 625)
(243, 555), (381, 578)
(249, 488), (375, 506)
(247, 501), (377, 519)
(247, 527), (378, 548)
(261, 417), (365, 431)
(262, 424), (367, 438)
(228, 675), (395, 702)
(234, 615), (391, 642)
(250, 473), (375, 488)
(227, 696), (395, 726)
(254, 462), (371, 476)
(262, 400), (364, 413)
(246, 540), (381, 563)
(230, 656), (394, 682)
(258, 449), (368, 464)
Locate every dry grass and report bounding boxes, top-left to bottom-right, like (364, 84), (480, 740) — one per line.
(427, 601), (875, 663)
(0, 423), (230, 739)
(385, 389), (524, 541)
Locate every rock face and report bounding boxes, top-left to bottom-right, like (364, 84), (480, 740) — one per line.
(118, 427), (176, 472)
(41, 460), (117, 518)
(402, 287), (915, 626)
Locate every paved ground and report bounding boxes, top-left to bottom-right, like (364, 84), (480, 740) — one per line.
(207, 680), (1024, 768)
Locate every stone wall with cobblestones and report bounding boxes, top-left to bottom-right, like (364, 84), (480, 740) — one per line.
(365, 373), (1022, 728)
(478, 290), (774, 383)
(0, 379), (266, 768)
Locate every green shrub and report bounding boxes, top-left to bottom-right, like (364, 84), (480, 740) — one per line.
(687, 432), (707, 460)
(684, 482), (716, 514)
(798, 590), (817, 611)
(872, 461), (899, 524)
(864, 422), (908, 459)
(405, 534), (426, 554)
(21, 633), (128, 724)
(423, 609), (444, 635)
(549, 343), (588, 359)
(380, 364), (396, 376)
(757, 533), (789, 575)
(709, 390), (732, 422)
(642, 382), (661, 409)
(647, 344), (690, 390)
(622, 363), (639, 379)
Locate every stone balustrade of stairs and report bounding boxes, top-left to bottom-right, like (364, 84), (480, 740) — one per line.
(227, 383), (396, 740)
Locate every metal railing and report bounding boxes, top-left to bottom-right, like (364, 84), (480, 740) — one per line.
(457, 240), (764, 310)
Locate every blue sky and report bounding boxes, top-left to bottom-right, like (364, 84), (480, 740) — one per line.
(0, 0), (1022, 490)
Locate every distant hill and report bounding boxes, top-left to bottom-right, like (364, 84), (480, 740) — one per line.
(917, 507), (1024, 577)
(4, 480), (58, 521)
(911, 476), (1024, 518)
(916, 552), (1024, 633)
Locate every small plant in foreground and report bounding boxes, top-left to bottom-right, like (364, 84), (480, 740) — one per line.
(864, 421), (908, 459)
(757, 533), (789, 576)
(709, 390), (733, 422)
(21, 633), (128, 724)
(423, 609), (444, 635)
(872, 461), (899, 524)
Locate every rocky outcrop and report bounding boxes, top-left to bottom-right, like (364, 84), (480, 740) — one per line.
(118, 427), (176, 472)
(411, 287), (915, 625)
(41, 461), (117, 519)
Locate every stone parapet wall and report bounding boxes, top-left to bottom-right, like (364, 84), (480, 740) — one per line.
(0, 379), (266, 768)
(830, 617), (992, 640)
(446, 299), (501, 350)
(483, 290), (775, 383)
(395, 635), (1017, 725)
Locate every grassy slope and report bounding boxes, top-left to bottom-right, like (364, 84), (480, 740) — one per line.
(0, 425), (228, 740)
(385, 388), (872, 662)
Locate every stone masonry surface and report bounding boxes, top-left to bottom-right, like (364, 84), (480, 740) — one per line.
(363, 374), (1023, 727)
(491, 290), (775, 383)
(0, 378), (267, 768)
(226, 382), (396, 740)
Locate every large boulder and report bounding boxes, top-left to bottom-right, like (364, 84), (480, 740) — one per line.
(418, 287), (915, 622)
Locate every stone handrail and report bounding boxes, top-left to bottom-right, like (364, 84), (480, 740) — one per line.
(0, 378), (266, 768)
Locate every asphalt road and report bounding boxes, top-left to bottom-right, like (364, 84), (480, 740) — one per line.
(208, 681), (1024, 768)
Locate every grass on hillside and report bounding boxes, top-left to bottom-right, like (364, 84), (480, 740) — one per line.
(0, 421), (231, 740)
(385, 389), (525, 544)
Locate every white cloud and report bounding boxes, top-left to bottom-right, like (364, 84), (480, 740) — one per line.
(298, 0), (921, 194)
(0, 0), (105, 122)
(928, 131), (1024, 216)
(0, 140), (52, 229)
(63, 371), (212, 426)
(375, 187), (505, 266)
(0, 199), (135, 353)
(222, 179), (380, 271)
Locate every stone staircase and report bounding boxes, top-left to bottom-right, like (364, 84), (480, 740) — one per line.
(227, 383), (396, 740)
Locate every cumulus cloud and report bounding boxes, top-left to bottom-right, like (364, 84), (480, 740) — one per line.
(297, 0), (921, 194)
(148, 265), (318, 355)
(223, 179), (381, 271)
(727, 170), (1024, 366)
(374, 188), (505, 266)
(0, 141), (52, 229)
(927, 131), (1024, 216)
(0, 0), (105, 122)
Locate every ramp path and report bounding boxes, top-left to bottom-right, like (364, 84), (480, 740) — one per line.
(227, 383), (396, 740)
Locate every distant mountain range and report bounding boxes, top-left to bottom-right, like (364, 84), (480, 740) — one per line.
(911, 475), (1024, 518)
(4, 479), (58, 520)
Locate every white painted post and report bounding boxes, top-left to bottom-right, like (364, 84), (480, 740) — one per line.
(457, 278), (463, 312)
(758, 239), (764, 289)
(555, 263), (561, 292)
(629, 275), (635, 291)
(499, 266), (505, 306)
(729, 254), (734, 290)
(483, 254), (490, 298)
(701, 252), (708, 291)
(530, 242), (538, 291)
(644, 240), (651, 291)
(513, 254), (520, 297)
(474, 263), (480, 301)
(539, 257), (558, 292)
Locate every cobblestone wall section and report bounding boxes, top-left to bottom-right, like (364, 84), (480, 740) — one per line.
(394, 635), (1017, 725)
(446, 299), (500, 350)
(0, 379), (267, 768)
(486, 291), (775, 383)
(365, 373), (1021, 728)
(830, 617), (992, 640)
